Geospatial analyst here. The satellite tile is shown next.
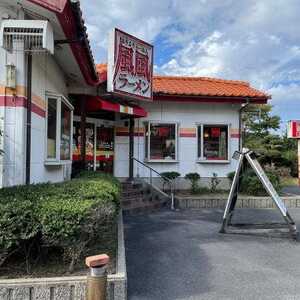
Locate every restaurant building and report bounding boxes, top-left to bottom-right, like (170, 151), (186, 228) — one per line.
(0, 0), (270, 189)
(86, 67), (270, 188)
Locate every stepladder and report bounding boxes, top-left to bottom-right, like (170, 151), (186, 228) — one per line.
(220, 148), (298, 240)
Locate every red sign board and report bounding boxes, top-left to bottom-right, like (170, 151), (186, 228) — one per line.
(288, 120), (300, 139)
(107, 28), (153, 101)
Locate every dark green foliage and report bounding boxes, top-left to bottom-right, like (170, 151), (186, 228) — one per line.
(160, 171), (181, 180)
(0, 172), (120, 272)
(227, 169), (281, 196)
(243, 104), (298, 178)
(185, 173), (201, 194)
(227, 171), (235, 183)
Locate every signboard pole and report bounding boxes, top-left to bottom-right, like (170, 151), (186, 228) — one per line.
(220, 148), (298, 240)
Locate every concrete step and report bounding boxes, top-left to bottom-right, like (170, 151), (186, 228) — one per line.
(121, 182), (143, 189)
(122, 200), (167, 215)
(121, 190), (143, 197)
(121, 198), (146, 206)
(120, 181), (168, 214)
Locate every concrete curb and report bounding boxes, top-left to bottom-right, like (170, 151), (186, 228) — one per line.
(176, 195), (300, 209)
(0, 212), (127, 300)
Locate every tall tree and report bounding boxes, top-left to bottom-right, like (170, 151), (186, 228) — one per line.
(243, 104), (280, 140)
(242, 104), (297, 176)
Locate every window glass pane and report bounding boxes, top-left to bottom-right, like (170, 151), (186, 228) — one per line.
(149, 123), (176, 160)
(145, 123), (149, 159)
(197, 126), (202, 158)
(47, 98), (57, 159)
(96, 126), (114, 173)
(85, 123), (95, 169)
(60, 102), (71, 160)
(73, 121), (81, 161)
(203, 125), (228, 160)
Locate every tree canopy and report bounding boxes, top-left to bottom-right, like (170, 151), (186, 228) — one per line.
(242, 104), (297, 177)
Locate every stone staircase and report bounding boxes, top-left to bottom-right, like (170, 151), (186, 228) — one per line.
(121, 182), (168, 215)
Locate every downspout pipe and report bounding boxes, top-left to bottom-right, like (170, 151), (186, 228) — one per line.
(25, 53), (32, 185)
(238, 98), (250, 151)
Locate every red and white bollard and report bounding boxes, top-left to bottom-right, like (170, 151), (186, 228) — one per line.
(86, 254), (110, 300)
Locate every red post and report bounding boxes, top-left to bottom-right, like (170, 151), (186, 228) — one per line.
(298, 139), (300, 186)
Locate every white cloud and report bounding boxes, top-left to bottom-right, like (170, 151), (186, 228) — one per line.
(80, 0), (300, 123)
(80, 0), (172, 61)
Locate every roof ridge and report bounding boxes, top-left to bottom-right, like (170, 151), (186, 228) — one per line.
(153, 75), (250, 86)
(95, 63), (250, 86)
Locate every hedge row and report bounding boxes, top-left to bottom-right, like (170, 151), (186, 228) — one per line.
(0, 171), (120, 272)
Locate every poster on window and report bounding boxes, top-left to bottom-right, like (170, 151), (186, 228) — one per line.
(107, 28), (153, 101)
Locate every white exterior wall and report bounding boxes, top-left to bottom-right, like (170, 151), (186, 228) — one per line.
(115, 101), (241, 187)
(0, 5), (27, 187)
(30, 54), (71, 184)
(0, 5), (71, 187)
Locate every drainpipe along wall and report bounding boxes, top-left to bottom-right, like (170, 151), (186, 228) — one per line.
(25, 53), (32, 185)
(238, 99), (250, 151)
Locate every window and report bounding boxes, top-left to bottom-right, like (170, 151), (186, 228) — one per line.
(145, 122), (177, 161)
(46, 94), (73, 163)
(60, 101), (72, 160)
(47, 98), (57, 159)
(198, 124), (229, 161)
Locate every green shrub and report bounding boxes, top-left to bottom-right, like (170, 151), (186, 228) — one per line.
(0, 198), (40, 268)
(0, 172), (120, 272)
(227, 171), (235, 183)
(160, 171), (181, 180)
(185, 173), (201, 194)
(227, 169), (281, 196)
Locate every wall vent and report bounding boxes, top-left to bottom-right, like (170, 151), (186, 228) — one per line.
(0, 20), (54, 54)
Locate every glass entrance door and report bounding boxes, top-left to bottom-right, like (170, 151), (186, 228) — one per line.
(95, 126), (114, 174)
(73, 121), (114, 174)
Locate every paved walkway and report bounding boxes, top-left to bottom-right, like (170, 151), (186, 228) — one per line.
(282, 186), (300, 195)
(124, 209), (300, 300)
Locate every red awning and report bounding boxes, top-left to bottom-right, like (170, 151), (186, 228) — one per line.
(86, 96), (147, 118)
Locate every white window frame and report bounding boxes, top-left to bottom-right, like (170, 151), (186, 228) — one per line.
(45, 93), (74, 165)
(197, 123), (231, 164)
(144, 121), (179, 163)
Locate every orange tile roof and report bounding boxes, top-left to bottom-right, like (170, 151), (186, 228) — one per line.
(96, 64), (270, 100)
(154, 76), (270, 99)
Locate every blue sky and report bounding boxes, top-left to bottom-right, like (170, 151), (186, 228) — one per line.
(81, 0), (300, 132)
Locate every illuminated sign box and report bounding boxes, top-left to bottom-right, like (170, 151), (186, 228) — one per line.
(288, 120), (300, 139)
(107, 28), (153, 101)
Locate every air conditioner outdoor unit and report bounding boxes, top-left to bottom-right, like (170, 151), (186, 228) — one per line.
(0, 20), (54, 54)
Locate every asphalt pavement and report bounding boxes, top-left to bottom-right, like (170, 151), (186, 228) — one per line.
(124, 208), (300, 300)
(282, 186), (300, 196)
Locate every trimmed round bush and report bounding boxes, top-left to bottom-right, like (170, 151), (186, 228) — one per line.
(185, 172), (201, 194)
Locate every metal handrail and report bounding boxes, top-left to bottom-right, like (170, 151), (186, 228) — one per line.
(132, 158), (171, 182)
(132, 157), (175, 210)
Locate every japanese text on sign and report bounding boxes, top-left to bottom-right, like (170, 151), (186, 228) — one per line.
(107, 28), (153, 100)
